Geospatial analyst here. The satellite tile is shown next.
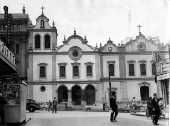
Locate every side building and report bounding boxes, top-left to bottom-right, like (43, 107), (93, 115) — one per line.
(0, 7), (31, 79)
(156, 44), (170, 107)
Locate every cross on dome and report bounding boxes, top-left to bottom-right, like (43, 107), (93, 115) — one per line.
(137, 24), (142, 34)
(74, 28), (76, 35)
(41, 6), (44, 15)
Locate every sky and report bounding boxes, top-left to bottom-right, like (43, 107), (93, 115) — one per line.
(0, 0), (170, 46)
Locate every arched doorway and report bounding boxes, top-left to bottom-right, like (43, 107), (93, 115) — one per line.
(84, 85), (95, 105)
(58, 85), (68, 103)
(140, 86), (149, 101)
(72, 85), (82, 105)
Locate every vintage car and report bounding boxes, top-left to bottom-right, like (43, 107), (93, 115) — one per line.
(26, 98), (41, 112)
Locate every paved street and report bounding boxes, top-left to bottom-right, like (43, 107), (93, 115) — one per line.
(25, 111), (169, 126)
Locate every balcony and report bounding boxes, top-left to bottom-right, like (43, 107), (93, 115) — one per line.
(0, 24), (27, 34)
(0, 40), (16, 74)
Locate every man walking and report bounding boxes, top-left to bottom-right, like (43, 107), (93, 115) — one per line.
(110, 92), (118, 122)
(146, 97), (152, 118)
(151, 93), (161, 125)
(52, 97), (57, 113)
(48, 100), (52, 112)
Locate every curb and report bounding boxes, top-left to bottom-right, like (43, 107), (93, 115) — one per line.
(130, 113), (146, 117)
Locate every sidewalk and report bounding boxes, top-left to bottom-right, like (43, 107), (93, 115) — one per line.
(0, 118), (31, 126)
(131, 111), (169, 119)
(130, 112), (146, 116)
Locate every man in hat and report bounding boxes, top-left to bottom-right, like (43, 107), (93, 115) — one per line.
(110, 92), (118, 122)
(52, 97), (58, 113)
(151, 93), (161, 125)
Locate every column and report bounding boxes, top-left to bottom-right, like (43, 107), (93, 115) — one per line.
(119, 52), (128, 101)
(52, 85), (57, 100)
(81, 90), (85, 106)
(52, 55), (56, 81)
(68, 90), (72, 106)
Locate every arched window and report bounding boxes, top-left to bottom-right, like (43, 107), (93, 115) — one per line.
(40, 20), (45, 28)
(44, 34), (51, 49)
(35, 35), (41, 49)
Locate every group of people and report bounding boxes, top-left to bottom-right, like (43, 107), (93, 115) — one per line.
(109, 92), (163, 125)
(48, 97), (58, 113)
(146, 93), (163, 125)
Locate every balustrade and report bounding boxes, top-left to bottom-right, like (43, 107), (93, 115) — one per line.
(0, 24), (27, 32)
(0, 40), (16, 66)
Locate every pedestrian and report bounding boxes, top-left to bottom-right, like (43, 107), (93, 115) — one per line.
(151, 93), (161, 125)
(48, 100), (52, 112)
(0, 93), (7, 126)
(131, 97), (137, 113)
(158, 98), (164, 118)
(52, 97), (57, 113)
(146, 97), (152, 118)
(110, 92), (118, 122)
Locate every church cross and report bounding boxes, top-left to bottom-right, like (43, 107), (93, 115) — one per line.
(41, 6), (44, 15)
(137, 24), (142, 34)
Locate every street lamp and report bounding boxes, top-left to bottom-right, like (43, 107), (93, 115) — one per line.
(109, 72), (111, 99)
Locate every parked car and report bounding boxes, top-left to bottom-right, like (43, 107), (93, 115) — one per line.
(26, 99), (41, 112)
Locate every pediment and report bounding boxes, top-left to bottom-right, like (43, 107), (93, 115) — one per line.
(125, 34), (160, 52)
(33, 14), (52, 29)
(57, 33), (94, 52)
(101, 39), (118, 52)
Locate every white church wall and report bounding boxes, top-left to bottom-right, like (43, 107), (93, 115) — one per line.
(56, 54), (98, 81)
(102, 55), (120, 78)
(33, 85), (53, 102)
(125, 55), (154, 77)
(33, 55), (52, 81)
(126, 80), (157, 101)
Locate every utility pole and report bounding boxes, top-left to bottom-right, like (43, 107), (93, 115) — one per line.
(109, 72), (111, 99)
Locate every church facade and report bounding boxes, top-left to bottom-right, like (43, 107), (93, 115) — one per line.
(27, 12), (169, 106)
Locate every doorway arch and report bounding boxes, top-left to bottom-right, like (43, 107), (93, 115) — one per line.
(58, 85), (68, 103)
(72, 85), (82, 105)
(140, 86), (149, 101)
(84, 85), (95, 105)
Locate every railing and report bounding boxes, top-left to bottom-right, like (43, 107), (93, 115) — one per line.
(0, 25), (27, 32)
(0, 40), (16, 66)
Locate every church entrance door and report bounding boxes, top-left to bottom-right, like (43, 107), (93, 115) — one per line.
(140, 86), (149, 101)
(72, 85), (82, 105)
(84, 85), (95, 105)
(58, 85), (68, 104)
